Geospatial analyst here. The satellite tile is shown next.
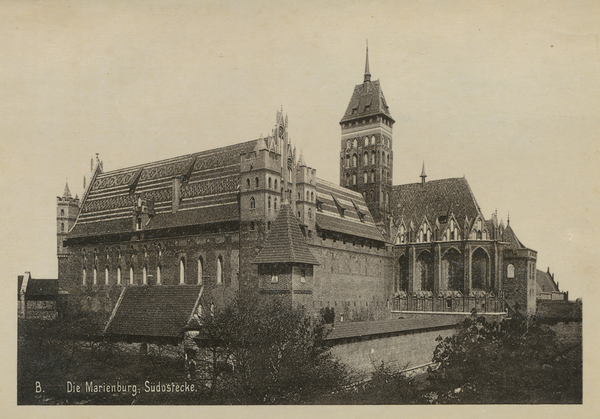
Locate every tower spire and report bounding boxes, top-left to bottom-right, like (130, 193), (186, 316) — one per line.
(364, 40), (371, 83)
(420, 161), (427, 186)
(63, 181), (72, 199)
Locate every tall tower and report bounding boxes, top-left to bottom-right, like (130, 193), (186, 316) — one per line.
(57, 182), (79, 255)
(339, 45), (394, 225)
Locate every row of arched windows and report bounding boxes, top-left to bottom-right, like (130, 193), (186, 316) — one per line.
(82, 255), (224, 286)
(344, 135), (391, 149)
(345, 151), (391, 168)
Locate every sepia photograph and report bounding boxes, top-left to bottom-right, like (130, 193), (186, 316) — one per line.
(2, 0), (596, 416)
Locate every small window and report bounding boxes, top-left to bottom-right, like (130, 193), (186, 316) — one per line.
(268, 196), (271, 209)
(352, 174), (357, 185)
(507, 264), (515, 278)
(105, 267), (109, 285)
(268, 221), (271, 230)
(300, 269), (306, 283)
(274, 179), (278, 190)
(156, 265), (161, 285)
(269, 177), (272, 188)
(274, 198), (277, 210)
(306, 190), (309, 200)
(250, 221), (255, 231)
(311, 192), (314, 201)
(136, 218), (142, 231)
(143, 265), (147, 285)
(308, 208), (312, 219)
(271, 270), (279, 283)
(60, 209), (64, 216)
(129, 266), (134, 286)
(352, 154), (357, 167)
(117, 266), (122, 285)
(82, 268), (86, 285)
(250, 197), (255, 209)
(255, 177), (259, 188)
(61, 222), (65, 232)
(246, 178), (250, 189)
(93, 267), (97, 285)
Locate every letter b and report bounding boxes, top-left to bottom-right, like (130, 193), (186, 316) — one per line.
(35, 382), (42, 393)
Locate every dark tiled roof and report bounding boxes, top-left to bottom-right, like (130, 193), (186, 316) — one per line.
(69, 141), (257, 238)
(325, 317), (457, 341)
(536, 269), (559, 294)
(253, 204), (319, 265)
(19, 278), (58, 299)
(315, 178), (385, 242)
(502, 225), (526, 249)
(340, 80), (394, 123)
(536, 300), (582, 322)
(104, 285), (202, 338)
(390, 177), (481, 228)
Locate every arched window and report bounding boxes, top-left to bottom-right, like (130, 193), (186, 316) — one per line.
(250, 197), (255, 209)
(472, 248), (489, 290)
(352, 173), (357, 185)
(61, 209), (65, 216)
(129, 266), (134, 286)
(346, 155), (350, 167)
(298, 192), (301, 200)
(417, 251), (434, 292)
(364, 136), (369, 146)
(268, 196), (271, 209)
(308, 208), (312, 219)
(179, 258), (185, 284)
(216, 256), (223, 284)
(93, 267), (97, 285)
(353, 138), (357, 148)
(274, 198), (277, 210)
(117, 266), (121, 285)
(397, 255), (409, 292)
(363, 152), (368, 165)
(246, 178), (250, 189)
(268, 221), (271, 230)
(255, 177), (259, 188)
(306, 190), (309, 200)
(274, 179), (278, 190)
(371, 151), (376, 164)
(271, 269), (279, 283)
(352, 154), (357, 167)
(268, 177), (272, 188)
(387, 154), (390, 166)
(507, 264), (515, 278)
(143, 265), (147, 285)
(371, 135), (376, 145)
(156, 265), (161, 285)
(82, 268), (86, 285)
(61, 222), (64, 232)
(443, 249), (463, 292)
(345, 172), (350, 186)
(198, 257), (203, 285)
(346, 140), (351, 149)
(105, 266), (109, 285)
(370, 171), (375, 183)
(363, 172), (368, 183)
(382, 151), (386, 165)
(311, 192), (314, 201)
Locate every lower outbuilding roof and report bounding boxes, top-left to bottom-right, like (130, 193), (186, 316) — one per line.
(104, 285), (203, 339)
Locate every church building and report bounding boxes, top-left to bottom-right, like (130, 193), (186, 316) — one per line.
(57, 48), (541, 340)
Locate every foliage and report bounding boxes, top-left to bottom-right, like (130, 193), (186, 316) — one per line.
(194, 294), (349, 404)
(425, 314), (582, 404)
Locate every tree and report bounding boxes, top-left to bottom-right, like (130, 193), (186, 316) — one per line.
(426, 314), (582, 404)
(193, 294), (349, 404)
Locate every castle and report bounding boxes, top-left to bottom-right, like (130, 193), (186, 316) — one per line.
(56, 49), (550, 340)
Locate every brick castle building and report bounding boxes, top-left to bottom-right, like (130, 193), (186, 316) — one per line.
(56, 49), (547, 339)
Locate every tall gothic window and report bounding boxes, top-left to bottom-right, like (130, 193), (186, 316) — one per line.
(198, 257), (203, 285)
(156, 265), (161, 285)
(217, 256), (223, 284)
(117, 266), (121, 285)
(179, 258), (186, 284)
(143, 265), (148, 285)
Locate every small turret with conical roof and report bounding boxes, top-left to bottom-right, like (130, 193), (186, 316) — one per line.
(57, 181), (80, 255)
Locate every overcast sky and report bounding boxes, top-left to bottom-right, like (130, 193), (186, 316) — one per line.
(1, 0), (598, 303)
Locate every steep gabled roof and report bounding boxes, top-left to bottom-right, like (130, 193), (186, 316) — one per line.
(536, 269), (559, 294)
(252, 204), (319, 265)
(104, 285), (203, 339)
(502, 225), (526, 249)
(315, 178), (385, 242)
(69, 140), (257, 238)
(390, 177), (481, 229)
(340, 80), (394, 123)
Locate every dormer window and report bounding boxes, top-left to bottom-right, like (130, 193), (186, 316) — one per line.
(351, 108), (358, 115)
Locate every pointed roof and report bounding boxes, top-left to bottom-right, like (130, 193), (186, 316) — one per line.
(298, 150), (306, 167)
(420, 162), (427, 179)
(254, 137), (268, 152)
(340, 48), (393, 124)
(63, 182), (72, 199)
(502, 224), (526, 249)
(252, 204), (319, 265)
